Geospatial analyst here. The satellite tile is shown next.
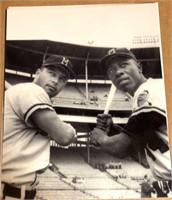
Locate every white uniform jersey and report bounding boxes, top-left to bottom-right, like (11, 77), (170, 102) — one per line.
(131, 78), (172, 181)
(2, 83), (54, 185)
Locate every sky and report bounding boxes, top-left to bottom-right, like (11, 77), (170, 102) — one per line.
(6, 3), (161, 48)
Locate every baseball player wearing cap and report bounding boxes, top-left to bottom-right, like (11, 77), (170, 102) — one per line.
(1, 55), (77, 199)
(90, 48), (172, 181)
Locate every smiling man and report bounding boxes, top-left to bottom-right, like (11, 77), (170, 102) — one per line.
(1, 55), (77, 200)
(90, 48), (172, 182)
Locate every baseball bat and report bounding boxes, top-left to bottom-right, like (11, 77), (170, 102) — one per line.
(91, 84), (116, 146)
(77, 134), (89, 139)
(88, 84), (116, 162)
(104, 84), (116, 114)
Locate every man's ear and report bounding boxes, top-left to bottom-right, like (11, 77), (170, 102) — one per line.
(35, 68), (41, 75)
(137, 62), (143, 73)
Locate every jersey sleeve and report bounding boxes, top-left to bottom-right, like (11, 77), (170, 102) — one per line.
(9, 83), (55, 127)
(124, 111), (166, 147)
(124, 79), (167, 146)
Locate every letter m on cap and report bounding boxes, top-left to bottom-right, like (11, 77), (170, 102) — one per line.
(61, 57), (69, 66)
(108, 48), (116, 55)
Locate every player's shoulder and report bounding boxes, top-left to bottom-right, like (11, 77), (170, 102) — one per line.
(132, 78), (166, 111)
(136, 78), (164, 95)
(144, 78), (163, 87)
(9, 82), (44, 93)
(6, 83), (49, 101)
(14, 82), (40, 89)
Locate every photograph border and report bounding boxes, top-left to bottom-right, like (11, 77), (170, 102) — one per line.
(0, 0), (172, 200)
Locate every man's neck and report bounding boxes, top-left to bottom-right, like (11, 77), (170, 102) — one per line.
(130, 77), (147, 96)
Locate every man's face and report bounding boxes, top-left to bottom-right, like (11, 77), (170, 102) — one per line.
(34, 66), (69, 98)
(107, 57), (143, 96)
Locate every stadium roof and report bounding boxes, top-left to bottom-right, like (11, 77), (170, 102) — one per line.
(5, 40), (162, 79)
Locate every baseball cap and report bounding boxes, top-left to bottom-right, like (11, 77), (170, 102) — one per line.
(42, 55), (75, 79)
(100, 48), (138, 72)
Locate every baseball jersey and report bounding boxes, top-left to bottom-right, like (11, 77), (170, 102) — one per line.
(2, 83), (55, 185)
(125, 78), (172, 181)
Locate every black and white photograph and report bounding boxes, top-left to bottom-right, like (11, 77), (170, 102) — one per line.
(1, 3), (172, 199)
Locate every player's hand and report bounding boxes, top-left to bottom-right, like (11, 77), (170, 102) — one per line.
(96, 114), (113, 133)
(90, 127), (107, 147)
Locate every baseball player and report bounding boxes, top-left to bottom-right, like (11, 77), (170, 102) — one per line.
(1, 55), (77, 200)
(90, 48), (172, 181)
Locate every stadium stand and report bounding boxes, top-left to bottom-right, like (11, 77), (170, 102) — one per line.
(36, 169), (96, 200)
(52, 82), (132, 108)
(34, 146), (154, 199)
